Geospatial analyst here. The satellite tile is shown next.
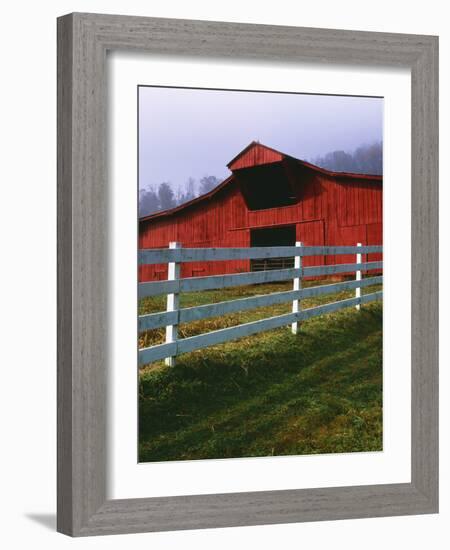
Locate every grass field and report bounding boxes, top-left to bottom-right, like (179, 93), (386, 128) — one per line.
(138, 279), (382, 462)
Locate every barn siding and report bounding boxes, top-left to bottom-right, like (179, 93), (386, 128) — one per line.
(139, 146), (382, 282)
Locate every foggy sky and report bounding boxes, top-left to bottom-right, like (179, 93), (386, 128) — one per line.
(139, 86), (383, 191)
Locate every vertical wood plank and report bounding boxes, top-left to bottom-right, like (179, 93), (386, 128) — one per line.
(165, 242), (181, 366)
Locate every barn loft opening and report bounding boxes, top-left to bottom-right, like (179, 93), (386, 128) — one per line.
(235, 163), (298, 210)
(250, 225), (296, 271)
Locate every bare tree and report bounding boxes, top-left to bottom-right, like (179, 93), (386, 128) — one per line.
(176, 177), (197, 205)
(185, 177), (196, 201)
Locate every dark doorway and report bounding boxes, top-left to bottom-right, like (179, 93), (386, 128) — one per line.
(250, 225), (296, 271)
(236, 164), (298, 210)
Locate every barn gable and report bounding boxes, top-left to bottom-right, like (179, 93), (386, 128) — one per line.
(227, 141), (284, 171)
(227, 142), (300, 211)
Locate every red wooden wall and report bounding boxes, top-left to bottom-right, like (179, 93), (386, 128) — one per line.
(139, 146), (382, 282)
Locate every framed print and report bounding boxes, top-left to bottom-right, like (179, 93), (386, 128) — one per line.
(57, 13), (438, 536)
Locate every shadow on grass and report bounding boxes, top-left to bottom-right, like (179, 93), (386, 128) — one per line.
(139, 304), (382, 462)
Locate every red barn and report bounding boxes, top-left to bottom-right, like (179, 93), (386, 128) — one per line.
(139, 142), (382, 282)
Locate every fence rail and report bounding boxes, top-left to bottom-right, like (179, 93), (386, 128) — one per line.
(139, 275), (383, 332)
(139, 244), (382, 265)
(138, 243), (383, 366)
(138, 261), (382, 298)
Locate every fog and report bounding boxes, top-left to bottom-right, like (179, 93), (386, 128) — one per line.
(139, 86), (383, 192)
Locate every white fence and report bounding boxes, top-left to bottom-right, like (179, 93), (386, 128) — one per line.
(138, 243), (383, 367)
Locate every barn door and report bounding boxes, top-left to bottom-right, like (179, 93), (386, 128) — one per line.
(250, 225), (296, 271)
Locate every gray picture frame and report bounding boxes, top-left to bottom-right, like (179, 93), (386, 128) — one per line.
(57, 12), (439, 537)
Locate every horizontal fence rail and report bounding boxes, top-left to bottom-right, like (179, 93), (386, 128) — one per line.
(139, 292), (383, 365)
(139, 262), (382, 299)
(139, 275), (383, 332)
(139, 244), (383, 265)
(303, 261), (382, 278)
(138, 243), (383, 366)
(139, 267), (301, 298)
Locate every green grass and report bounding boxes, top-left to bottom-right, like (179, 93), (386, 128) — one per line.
(138, 279), (382, 462)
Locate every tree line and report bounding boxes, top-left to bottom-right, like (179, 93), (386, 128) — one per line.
(311, 142), (382, 175)
(139, 175), (220, 217)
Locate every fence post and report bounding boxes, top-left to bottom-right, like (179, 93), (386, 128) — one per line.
(165, 242), (181, 366)
(355, 242), (362, 311)
(291, 241), (303, 334)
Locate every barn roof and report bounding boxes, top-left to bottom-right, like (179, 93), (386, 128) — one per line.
(139, 141), (382, 223)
